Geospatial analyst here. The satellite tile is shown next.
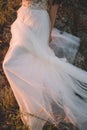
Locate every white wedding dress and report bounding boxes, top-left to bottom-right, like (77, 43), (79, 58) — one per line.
(3, 2), (87, 130)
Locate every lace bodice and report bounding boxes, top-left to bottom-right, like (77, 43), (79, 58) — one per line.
(22, 0), (49, 10)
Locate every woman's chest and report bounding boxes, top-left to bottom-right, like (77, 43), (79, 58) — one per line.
(22, 0), (49, 10)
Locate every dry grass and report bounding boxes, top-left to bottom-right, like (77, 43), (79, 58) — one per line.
(0, 84), (29, 130)
(0, 0), (21, 26)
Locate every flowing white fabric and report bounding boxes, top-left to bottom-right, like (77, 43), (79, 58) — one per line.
(3, 6), (87, 130)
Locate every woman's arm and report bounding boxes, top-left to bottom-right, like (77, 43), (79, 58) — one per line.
(49, 0), (58, 43)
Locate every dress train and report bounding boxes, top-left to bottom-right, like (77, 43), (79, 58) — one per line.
(3, 6), (87, 130)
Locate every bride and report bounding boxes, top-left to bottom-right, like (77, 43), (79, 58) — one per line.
(3, 0), (87, 130)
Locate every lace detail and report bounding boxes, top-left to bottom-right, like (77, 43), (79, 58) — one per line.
(22, 0), (48, 10)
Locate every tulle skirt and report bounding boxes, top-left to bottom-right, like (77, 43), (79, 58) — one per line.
(3, 6), (87, 130)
